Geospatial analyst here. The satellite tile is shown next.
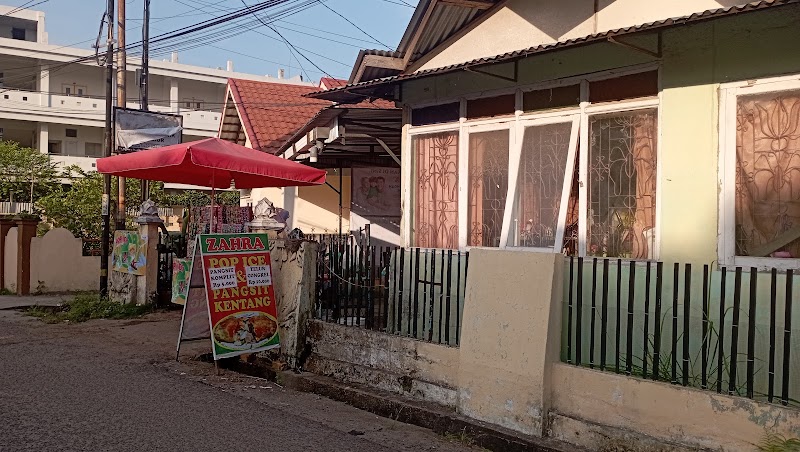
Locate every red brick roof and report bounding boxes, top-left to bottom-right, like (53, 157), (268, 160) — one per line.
(228, 78), (331, 153)
(319, 77), (347, 90)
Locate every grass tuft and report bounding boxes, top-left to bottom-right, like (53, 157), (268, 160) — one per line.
(27, 293), (152, 323)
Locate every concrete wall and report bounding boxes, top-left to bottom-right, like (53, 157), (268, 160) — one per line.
(247, 174), (352, 235)
(457, 250), (564, 436)
(269, 240), (318, 366)
(46, 123), (105, 158)
(307, 320), (461, 407)
(306, 247), (800, 450)
(29, 228), (99, 293)
(549, 363), (800, 451)
(413, 0), (747, 73)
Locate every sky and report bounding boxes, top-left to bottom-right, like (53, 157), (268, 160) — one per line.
(24, 0), (420, 81)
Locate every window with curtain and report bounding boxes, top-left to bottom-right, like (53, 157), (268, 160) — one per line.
(735, 90), (800, 259)
(413, 131), (460, 249)
(588, 109), (657, 259)
(468, 130), (510, 247)
(510, 122), (574, 248)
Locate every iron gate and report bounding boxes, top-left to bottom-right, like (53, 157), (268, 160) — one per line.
(156, 230), (185, 306)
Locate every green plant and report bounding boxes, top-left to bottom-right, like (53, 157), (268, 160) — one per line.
(26, 293), (153, 323)
(0, 140), (59, 203)
(0, 287), (14, 295)
(37, 166), (103, 240)
(443, 428), (475, 446)
(757, 432), (800, 451)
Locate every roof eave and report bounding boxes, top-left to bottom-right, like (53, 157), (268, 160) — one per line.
(307, 0), (799, 104)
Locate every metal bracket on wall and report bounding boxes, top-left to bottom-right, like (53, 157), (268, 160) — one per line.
(465, 60), (518, 83)
(607, 32), (662, 59)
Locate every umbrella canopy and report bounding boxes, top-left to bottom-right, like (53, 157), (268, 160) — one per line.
(96, 137), (326, 189)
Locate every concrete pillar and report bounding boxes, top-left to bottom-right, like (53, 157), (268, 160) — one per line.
(169, 79), (179, 113)
(247, 201), (315, 368)
(456, 250), (564, 437)
(135, 218), (161, 305)
(14, 216), (39, 295)
(0, 218), (14, 290)
(282, 187), (296, 231)
(261, 238), (317, 369)
(38, 64), (50, 107)
(36, 11), (47, 44)
(36, 123), (48, 155)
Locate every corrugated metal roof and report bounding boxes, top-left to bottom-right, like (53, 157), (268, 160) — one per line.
(311, 0), (798, 103)
(396, 0), (501, 60)
(411, 3), (485, 61)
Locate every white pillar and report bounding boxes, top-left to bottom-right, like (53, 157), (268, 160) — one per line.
(38, 64), (50, 107)
(169, 79), (179, 113)
(36, 12), (47, 44)
(283, 187), (296, 231)
(36, 123), (48, 155)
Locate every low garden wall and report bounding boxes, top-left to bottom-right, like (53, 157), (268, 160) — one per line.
(304, 248), (800, 451)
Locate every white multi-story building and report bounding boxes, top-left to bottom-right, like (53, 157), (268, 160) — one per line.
(0, 5), (313, 173)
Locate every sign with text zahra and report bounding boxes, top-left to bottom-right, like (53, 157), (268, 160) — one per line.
(199, 233), (279, 360)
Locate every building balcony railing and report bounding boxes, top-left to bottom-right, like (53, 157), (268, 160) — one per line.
(0, 88), (220, 133)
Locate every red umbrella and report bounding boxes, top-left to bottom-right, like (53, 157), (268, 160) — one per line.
(96, 137), (326, 188)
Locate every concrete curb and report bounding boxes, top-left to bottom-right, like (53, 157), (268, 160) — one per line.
(277, 371), (583, 452)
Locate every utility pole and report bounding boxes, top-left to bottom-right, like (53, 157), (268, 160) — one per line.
(115, 0), (126, 230)
(140, 0), (150, 202)
(100, 0), (115, 297)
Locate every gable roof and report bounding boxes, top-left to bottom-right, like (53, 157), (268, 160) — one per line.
(223, 78), (330, 153)
(311, 0), (799, 103)
(349, 0), (501, 83)
(218, 78), (398, 157)
(319, 77), (347, 90)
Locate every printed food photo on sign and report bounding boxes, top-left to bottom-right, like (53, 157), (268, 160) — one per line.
(199, 233), (280, 359)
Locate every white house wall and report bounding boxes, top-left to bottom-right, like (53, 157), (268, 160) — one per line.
(412, 0), (751, 73)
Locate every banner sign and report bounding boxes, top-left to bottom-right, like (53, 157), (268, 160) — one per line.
(351, 167), (401, 218)
(199, 233), (279, 360)
(111, 231), (146, 276)
(171, 258), (194, 305)
(114, 107), (183, 153)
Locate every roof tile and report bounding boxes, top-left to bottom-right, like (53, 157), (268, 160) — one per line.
(228, 78), (331, 153)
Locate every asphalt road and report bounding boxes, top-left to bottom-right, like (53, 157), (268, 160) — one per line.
(0, 309), (475, 452)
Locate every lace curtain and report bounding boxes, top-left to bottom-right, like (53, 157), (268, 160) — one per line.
(736, 92), (800, 258)
(413, 132), (459, 249)
(588, 110), (657, 259)
(467, 130), (509, 247)
(514, 123), (573, 248)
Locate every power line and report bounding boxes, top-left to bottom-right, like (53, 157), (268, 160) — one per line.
(240, 0), (317, 80)
(0, 0), (352, 87)
(378, 0), (415, 8)
(316, 0), (391, 49)
(272, 23), (375, 48)
(2, 0), (47, 17)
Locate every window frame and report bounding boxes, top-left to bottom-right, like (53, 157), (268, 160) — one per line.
(462, 121), (514, 250)
(718, 75), (800, 270)
(507, 114), (580, 253)
(406, 124), (461, 250)
(404, 64), (662, 258)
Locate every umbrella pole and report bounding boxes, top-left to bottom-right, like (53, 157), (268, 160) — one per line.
(211, 171), (216, 233)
